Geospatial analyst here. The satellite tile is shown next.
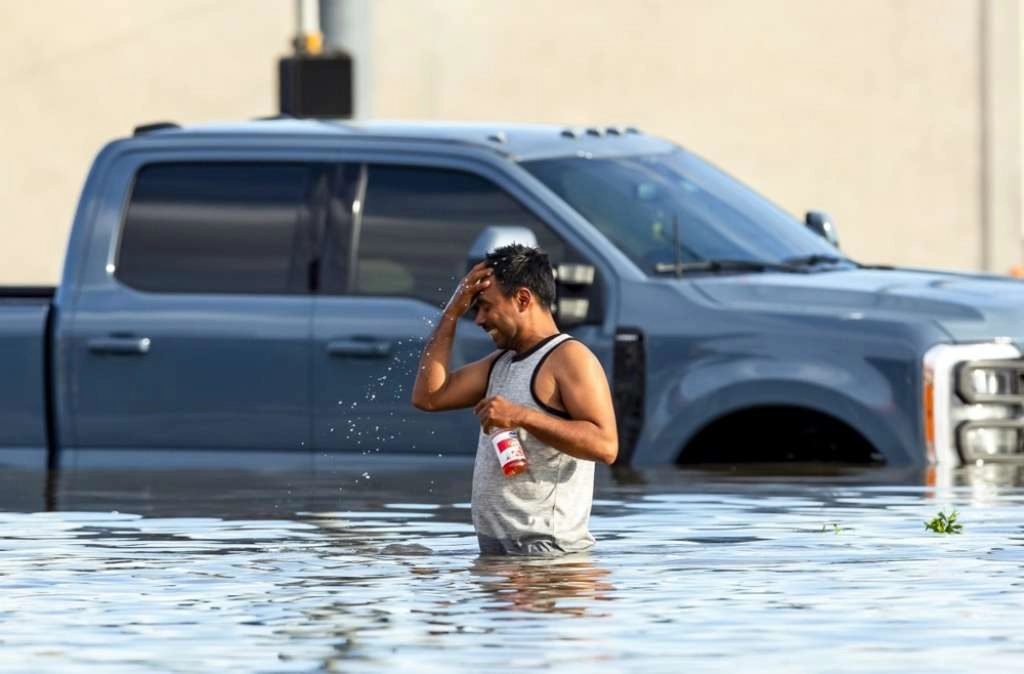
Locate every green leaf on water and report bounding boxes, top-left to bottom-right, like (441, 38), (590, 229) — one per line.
(924, 510), (962, 534)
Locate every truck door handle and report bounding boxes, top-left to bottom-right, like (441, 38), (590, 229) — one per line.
(88, 336), (152, 355)
(326, 338), (393, 358)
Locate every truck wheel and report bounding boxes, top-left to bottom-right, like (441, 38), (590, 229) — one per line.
(678, 405), (882, 464)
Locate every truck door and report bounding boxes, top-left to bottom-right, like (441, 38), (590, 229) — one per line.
(311, 161), (607, 458)
(64, 162), (328, 455)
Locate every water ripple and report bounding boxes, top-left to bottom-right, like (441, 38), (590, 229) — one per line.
(1, 466), (1024, 672)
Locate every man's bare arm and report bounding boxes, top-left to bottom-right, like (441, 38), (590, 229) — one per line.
(411, 263), (496, 411)
(473, 342), (619, 464)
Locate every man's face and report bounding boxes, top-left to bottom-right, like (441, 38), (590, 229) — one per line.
(472, 282), (521, 349)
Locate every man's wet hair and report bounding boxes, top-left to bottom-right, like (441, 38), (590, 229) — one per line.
(485, 244), (556, 308)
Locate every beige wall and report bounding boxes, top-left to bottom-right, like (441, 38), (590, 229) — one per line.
(0, 1), (292, 285)
(361, 0), (1019, 274)
(2, 0), (1021, 284)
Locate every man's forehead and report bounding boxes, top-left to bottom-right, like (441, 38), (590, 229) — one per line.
(472, 281), (506, 308)
(481, 280), (510, 299)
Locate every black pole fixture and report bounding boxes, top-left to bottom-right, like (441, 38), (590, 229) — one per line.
(278, 51), (353, 118)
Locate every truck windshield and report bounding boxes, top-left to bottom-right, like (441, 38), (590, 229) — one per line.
(523, 149), (843, 273)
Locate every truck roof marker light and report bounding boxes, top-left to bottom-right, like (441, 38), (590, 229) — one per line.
(560, 128), (580, 139)
(133, 121), (180, 136)
(487, 132), (508, 144)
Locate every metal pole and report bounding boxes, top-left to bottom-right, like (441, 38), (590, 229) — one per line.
(319, 0), (345, 52)
(295, 0), (322, 54)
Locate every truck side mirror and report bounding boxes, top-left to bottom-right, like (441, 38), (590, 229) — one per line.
(466, 226), (539, 272)
(465, 227), (598, 326)
(805, 210), (840, 248)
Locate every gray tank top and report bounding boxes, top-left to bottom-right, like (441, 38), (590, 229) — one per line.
(471, 333), (596, 556)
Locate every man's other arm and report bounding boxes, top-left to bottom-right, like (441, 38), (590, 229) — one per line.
(475, 341), (619, 464)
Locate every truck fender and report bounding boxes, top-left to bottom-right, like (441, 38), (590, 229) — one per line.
(637, 358), (918, 466)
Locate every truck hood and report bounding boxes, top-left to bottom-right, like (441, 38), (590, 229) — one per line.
(691, 268), (1024, 343)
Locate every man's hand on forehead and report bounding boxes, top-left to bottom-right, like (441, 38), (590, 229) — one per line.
(444, 262), (493, 317)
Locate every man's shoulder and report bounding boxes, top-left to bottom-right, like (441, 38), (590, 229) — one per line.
(546, 336), (600, 370)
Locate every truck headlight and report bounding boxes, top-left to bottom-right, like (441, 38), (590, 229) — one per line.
(958, 361), (1024, 402)
(958, 421), (1024, 459)
(923, 342), (1023, 465)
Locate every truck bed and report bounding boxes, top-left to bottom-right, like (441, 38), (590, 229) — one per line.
(0, 288), (55, 468)
(0, 286), (55, 299)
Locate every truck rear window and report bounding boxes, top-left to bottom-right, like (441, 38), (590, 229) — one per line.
(116, 162), (325, 294)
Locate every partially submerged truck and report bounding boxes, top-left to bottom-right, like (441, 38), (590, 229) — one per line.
(4, 118), (1024, 474)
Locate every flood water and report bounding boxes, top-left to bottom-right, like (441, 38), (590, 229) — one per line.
(2, 458), (1024, 673)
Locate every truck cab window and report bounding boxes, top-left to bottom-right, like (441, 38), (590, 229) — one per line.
(116, 163), (325, 294)
(353, 166), (565, 307)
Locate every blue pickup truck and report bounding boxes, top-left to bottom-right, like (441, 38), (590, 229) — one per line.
(4, 118), (1024, 474)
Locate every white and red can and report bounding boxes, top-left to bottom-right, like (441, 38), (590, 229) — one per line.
(490, 428), (528, 477)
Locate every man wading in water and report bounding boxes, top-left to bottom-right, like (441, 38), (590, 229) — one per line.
(412, 244), (618, 555)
